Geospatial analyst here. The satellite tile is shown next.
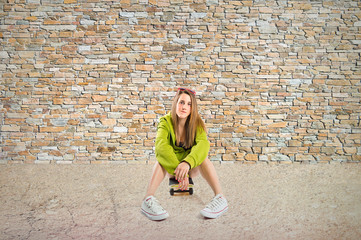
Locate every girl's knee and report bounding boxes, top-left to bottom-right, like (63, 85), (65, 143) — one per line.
(201, 157), (210, 165)
(189, 166), (200, 178)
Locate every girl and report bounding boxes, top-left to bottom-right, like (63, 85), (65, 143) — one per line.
(141, 88), (228, 221)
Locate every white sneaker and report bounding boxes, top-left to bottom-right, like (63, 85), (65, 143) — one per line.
(200, 194), (228, 219)
(141, 196), (169, 221)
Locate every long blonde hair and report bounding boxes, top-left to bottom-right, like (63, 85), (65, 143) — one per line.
(171, 88), (206, 149)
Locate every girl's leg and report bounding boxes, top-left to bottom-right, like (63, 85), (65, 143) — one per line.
(198, 158), (223, 196)
(142, 162), (170, 221)
(144, 161), (167, 198)
(195, 158), (228, 219)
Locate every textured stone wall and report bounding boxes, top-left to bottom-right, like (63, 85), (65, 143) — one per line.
(0, 0), (360, 164)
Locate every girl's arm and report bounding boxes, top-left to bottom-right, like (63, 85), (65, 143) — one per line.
(155, 119), (179, 175)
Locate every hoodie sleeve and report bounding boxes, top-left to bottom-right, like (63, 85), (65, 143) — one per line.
(155, 117), (179, 175)
(183, 127), (210, 169)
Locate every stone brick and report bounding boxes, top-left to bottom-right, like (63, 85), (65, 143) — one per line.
(344, 147), (357, 154)
(136, 65), (154, 71)
(39, 127), (65, 133)
(23, 98), (39, 105)
(289, 140), (302, 147)
(222, 154), (235, 161)
(321, 147), (335, 155)
(296, 154), (315, 161)
(270, 154), (290, 162)
(53, 98), (64, 105)
(1, 125), (20, 132)
(303, 46), (315, 53)
(100, 119), (117, 126)
(280, 147), (299, 154)
(245, 154), (258, 161)
(114, 127), (128, 133)
(92, 95), (108, 102)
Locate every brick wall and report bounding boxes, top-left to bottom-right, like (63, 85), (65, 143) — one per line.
(0, 0), (360, 164)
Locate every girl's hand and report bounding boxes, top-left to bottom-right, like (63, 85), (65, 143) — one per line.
(178, 177), (189, 191)
(174, 161), (190, 182)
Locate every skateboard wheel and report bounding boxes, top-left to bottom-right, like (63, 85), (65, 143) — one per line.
(189, 188), (193, 195)
(170, 188), (174, 196)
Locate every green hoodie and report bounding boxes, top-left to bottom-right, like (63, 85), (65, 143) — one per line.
(155, 112), (210, 176)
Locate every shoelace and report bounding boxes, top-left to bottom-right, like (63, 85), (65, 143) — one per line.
(206, 196), (224, 211)
(146, 198), (164, 213)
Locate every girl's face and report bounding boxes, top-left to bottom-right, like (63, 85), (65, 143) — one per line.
(176, 93), (192, 119)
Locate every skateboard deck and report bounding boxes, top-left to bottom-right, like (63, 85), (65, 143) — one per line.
(169, 177), (194, 195)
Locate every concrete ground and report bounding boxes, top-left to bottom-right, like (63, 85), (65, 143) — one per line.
(0, 163), (360, 240)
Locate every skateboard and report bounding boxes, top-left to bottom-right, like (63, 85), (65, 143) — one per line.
(169, 177), (194, 196)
